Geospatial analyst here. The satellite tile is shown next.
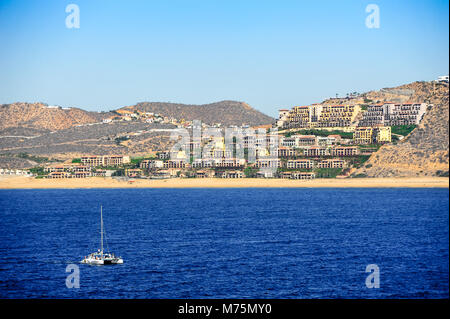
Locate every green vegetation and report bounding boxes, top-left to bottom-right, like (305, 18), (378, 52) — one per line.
(16, 153), (54, 163)
(314, 168), (343, 178)
(112, 169), (125, 176)
(391, 125), (416, 136)
(28, 166), (47, 176)
(436, 170), (449, 177)
(284, 129), (353, 139)
(352, 173), (368, 178)
(28, 166), (48, 178)
(244, 167), (258, 178)
(360, 104), (369, 111)
(347, 155), (371, 168)
(114, 136), (130, 145)
(130, 156), (157, 167)
(130, 157), (144, 165)
(72, 158), (81, 163)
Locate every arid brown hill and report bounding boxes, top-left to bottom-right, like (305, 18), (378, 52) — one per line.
(0, 102), (108, 131)
(123, 100), (274, 126)
(354, 81), (449, 177)
(0, 101), (274, 131)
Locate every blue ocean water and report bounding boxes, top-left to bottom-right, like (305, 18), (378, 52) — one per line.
(0, 188), (448, 299)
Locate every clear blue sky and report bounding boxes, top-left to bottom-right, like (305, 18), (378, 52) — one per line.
(0, 0), (448, 117)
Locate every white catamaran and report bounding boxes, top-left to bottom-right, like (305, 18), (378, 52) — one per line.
(81, 206), (123, 265)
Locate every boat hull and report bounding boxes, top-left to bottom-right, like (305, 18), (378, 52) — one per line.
(81, 257), (123, 265)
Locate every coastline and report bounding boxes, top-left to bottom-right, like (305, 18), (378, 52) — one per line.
(0, 176), (448, 189)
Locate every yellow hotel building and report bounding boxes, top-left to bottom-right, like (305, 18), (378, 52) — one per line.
(354, 126), (391, 144)
(280, 104), (360, 129)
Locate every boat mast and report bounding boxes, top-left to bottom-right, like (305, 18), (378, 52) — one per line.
(100, 205), (103, 256)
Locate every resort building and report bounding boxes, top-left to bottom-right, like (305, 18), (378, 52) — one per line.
(157, 151), (171, 160)
(73, 171), (91, 178)
(73, 165), (91, 173)
(206, 148), (233, 159)
(317, 159), (345, 169)
(188, 141), (202, 153)
(277, 109), (290, 127)
(280, 136), (297, 147)
(375, 126), (392, 143)
(44, 164), (92, 175)
(215, 158), (246, 168)
(243, 133), (279, 149)
(354, 126), (391, 144)
(195, 170), (215, 178)
(140, 160), (164, 169)
(256, 169), (275, 178)
(278, 104), (360, 129)
(286, 159), (314, 169)
(354, 127), (374, 145)
(328, 135), (342, 143)
(191, 158), (246, 168)
(221, 170), (244, 178)
(436, 75), (449, 83)
(296, 135), (317, 146)
(316, 105), (360, 128)
(44, 165), (66, 173)
(331, 146), (358, 157)
(192, 159), (214, 168)
(81, 155), (131, 167)
(280, 171), (315, 179)
(303, 147), (330, 157)
(92, 169), (116, 177)
(359, 103), (428, 127)
(280, 105), (322, 129)
(317, 136), (339, 146)
(386, 103), (427, 126)
(149, 170), (171, 179)
(255, 158), (282, 168)
(0, 169), (32, 176)
(125, 168), (143, 177)
(163, 159), (188, 169)
(47, 172), (71, 178)
(277, 147), (296, 158)
(281, 135), (316, 147)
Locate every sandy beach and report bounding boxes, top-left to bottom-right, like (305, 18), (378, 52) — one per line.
(0, 175), (448, 189)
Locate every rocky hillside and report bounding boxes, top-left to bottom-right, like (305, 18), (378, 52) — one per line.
(0, 101), (274, 132)
(353, 81), (449, 177)
(0, 122), (176, 158)
(0, 103), (108, 131)
(0, 155), (38, 169)
(0, 100), (273, 159)
(123, 100), (274, 126)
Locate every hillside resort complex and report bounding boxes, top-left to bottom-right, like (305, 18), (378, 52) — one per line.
(10, 98), (432, 181)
